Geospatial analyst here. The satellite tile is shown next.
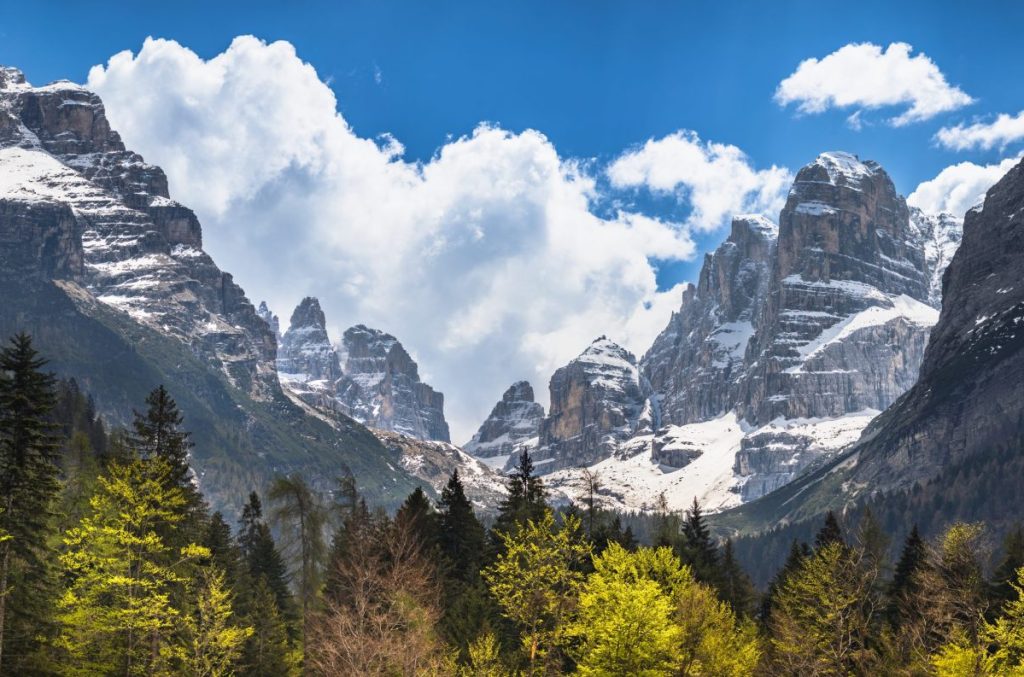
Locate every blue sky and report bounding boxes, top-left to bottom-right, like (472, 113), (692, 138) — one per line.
(3, 1), (1023, 438)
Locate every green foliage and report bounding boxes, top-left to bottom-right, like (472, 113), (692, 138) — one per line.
(483, 510), (590, 672)
(0, 332), (61, 672)
(267, 474), (328, 629)
(492, 449), (547, 542)
(180, 568), (253, 677)
(55, 455), (207, 675)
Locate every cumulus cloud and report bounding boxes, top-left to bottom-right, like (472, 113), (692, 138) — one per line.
(88, 36), (739, 441)
(936, 111), (1024, 151)
(907, 155), (1021, 217)
(775, 42), (973, 127)
(606, 131), (792, 232)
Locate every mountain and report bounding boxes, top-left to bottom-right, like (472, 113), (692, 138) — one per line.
(486, 152), (959, 513)
(718, 156), (1024, 566)
(532, 337), (653, 473)
(277, 298), (451, 442)
(464, 380), (544, 460)
(0, 66), (422, 514)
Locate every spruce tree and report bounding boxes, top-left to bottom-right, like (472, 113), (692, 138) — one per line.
(720, 539), (757, 616)
(492, 449), (547, 542)
(395, 486), (440, 552)
(681, 498), (718, 583)
(238, 492), (293, 621)
(0, 333), (61, 672)
(437, 470), (485, 583)
(888, 524), (927, 627)
(991, 525), (1024, 607)
(131, 385), (204, 540)
(761, 540), (811, 622)
(814, 511), (844, 551)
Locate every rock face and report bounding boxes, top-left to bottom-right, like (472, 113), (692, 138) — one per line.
(722, 156), (1024, 533)
(909, 208), (963, 307)
(533, 337), (651, 472)
(516, 153), (955, 511)
(464, 381), (544, 459)
(278, 297), (341, 382)
(0, 66), (423, 514)
(0, 68), (277, 399)
(642, 215), (776, 427)
(256, 301), (280, 339)
(278, 300), (451, 442)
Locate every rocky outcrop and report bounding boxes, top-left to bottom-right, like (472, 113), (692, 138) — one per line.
(0, 66), (424, 515)
(335, 325), (450, 442)
(533, 337), (650, 472)
(276, 298), (451, 442)
(256, 301), (280, 339)
(0, 68), (277, 399)
(278, 297), (341, 381)
(909, 207), (963, 307)
(642, 215), (776, 426)
(464, 381), (544, 458)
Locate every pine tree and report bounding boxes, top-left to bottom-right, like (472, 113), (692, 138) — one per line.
(438, 470), (486, 583)
(991, 525), (1024, 607)
(0, 333), (61, 672)
(888, 525), (927, 627)
(681, 497), (719, 587)
(131, 386), (204, 543)
(814, 511), (844, 551)
(492, 449), (547, 543)
(719, 539), (757, 617)
(396, 486), (440, 553)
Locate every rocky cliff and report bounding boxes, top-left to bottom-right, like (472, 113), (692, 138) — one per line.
(277, 300), (451, 442)
(532, 337), (651, 472)
(0, 66), (423, 514)
(464, 380), (544, 459)
(716, 156), (1024, 535)
(517, 152), (957, 511)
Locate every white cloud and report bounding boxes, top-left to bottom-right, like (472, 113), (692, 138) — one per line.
(936, 111), (1024, 151)
(907, 155), (1021, 217)
(87, 36), (715, 442)
(606, 130), (792, 232)
(775, 42), (973, 127)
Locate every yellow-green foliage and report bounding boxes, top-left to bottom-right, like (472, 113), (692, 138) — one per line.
(933, 566), (1024, 676)
(482, 510), (591, 671)
(56, 456), (210, 675)
(181, 568), (253, 677)
(460, 630), (508, 677)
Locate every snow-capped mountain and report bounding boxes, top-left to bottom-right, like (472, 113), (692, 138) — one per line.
(532, 337), (653, 472)
(0, 65), (429, 513)
(277, 298), (451, 442)
(464, 380), (544, 461)
(476, 152), (963, 514)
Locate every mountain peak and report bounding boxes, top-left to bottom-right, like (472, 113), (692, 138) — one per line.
(0, 66), (28, 90)
(288, 296), (327, 330)
(812, 151), (881, 186)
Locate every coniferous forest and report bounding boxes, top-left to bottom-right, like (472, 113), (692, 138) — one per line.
(2, 332), (1024, 676)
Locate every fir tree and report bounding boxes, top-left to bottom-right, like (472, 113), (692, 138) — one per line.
(241, 576), (296, 676)
(888, 525), (927, 627)
(237, 492), (293, 623)
(395, 486), (440, 553)
(492, 449), (547, 542)
(203, 512), (244, 596)
(814, 511), (844, 551)
(991, 525), (1024, 607)
(720, 539), (757, 617)
(437, 470), (485, 583)
(761, 540), (811, 622)
(131, 386), (204, 541)
(0, 333), (61, 672)
(681, 497), (719, 587)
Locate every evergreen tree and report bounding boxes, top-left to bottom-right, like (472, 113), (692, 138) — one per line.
(180, 568), (252, 676)
(719, 539), (757, 617)
(438, 470), (486, 583)
(131, 386), (204, 542)
(395, 486), (440, 553)
(492, 449), (547, 542)
(203, 512), (244, 596)
(888, 525), (927, 627)
(237, 492), (293, 623)
(761, 540), (811, 622)
(323, 497), (375, 606)
(814, 511), (844, 551)
(0, 333), (61, 672)
(681, 497), (719, 587)
(241, 576), (297, 676)
(991, 525), (1024, 607)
